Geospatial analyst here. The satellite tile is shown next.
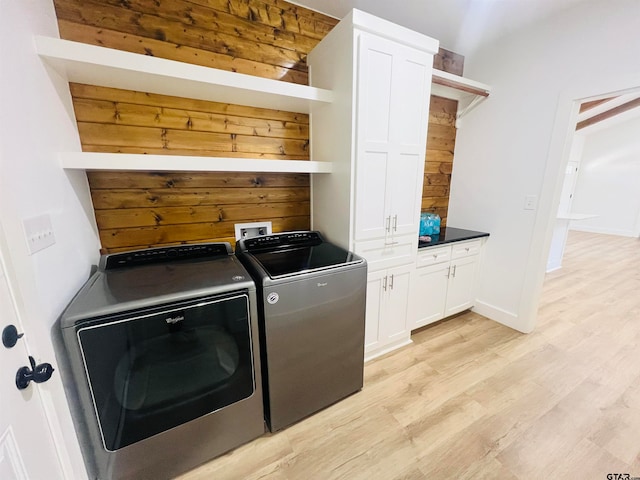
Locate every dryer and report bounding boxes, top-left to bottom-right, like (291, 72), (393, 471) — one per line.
(55, 243), (264, 480)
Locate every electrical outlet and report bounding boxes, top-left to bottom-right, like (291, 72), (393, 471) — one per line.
(234, 221), (272, 240)
(23, 214), (56, 255)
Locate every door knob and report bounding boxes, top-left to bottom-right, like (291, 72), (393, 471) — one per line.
(2, 324), (24, 348)
(15, 355), (54, 390)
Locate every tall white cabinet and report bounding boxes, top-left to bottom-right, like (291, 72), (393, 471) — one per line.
(308, 10), (439, 360)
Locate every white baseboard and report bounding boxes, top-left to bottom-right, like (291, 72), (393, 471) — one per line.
(472, 301), (530, 333)
(569, 224), (637, 237)
(364, 338), (413, 362)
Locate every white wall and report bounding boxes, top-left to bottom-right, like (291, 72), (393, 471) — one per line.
(570, 116), (640, 237)
(0, 1), (100, 477)
(447, 0), (640, 332)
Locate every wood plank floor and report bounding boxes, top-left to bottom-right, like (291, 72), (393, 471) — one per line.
(178, 231), (640, 479)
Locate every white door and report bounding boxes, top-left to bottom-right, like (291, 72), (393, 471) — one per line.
(0, 245), (64, 479)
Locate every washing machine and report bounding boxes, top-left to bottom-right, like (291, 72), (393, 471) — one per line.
(54, 243), (264, 480)
(235, 231), (367, 431)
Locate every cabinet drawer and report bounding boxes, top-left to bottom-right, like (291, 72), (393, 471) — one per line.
(354, 235), (417, 272)
(416, 245), (451, 268)
(451, 240), (482, 259)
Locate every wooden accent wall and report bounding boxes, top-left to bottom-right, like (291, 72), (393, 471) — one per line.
(53, 0), (338, 252)
(422, 96), (458, 227)
(423, 47), (463, 227)
(53, 0), (461, 251)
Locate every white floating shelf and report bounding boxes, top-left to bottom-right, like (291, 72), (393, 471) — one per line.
(59, 152), (333, 174)
(431, 69), (491, 124)
(35, 36), (333, 114)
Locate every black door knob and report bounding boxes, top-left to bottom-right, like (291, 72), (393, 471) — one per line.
(16, 355), (55, 390)
(2, 324), (24, 348)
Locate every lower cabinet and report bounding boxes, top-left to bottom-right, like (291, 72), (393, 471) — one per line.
(408, 239), (482, 330)
(364, 263), (413, 360)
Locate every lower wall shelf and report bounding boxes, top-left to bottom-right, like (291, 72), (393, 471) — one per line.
(59, 152), (333, 173)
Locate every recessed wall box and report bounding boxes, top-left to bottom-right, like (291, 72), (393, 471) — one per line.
(234, 222), (272, 241)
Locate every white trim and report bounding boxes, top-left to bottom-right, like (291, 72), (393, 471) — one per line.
(364, 338), (413, 362)
(569, 224), (638, 238)
(471, 302), (524, 332)
(349, 9), (439, 54)
(0, 427), (28, 480)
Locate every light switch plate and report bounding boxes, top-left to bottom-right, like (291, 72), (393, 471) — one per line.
(23, 214), (56, 255)
(524, 195), (538, 211)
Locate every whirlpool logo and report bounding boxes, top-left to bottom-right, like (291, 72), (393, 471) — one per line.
(165, 314), (185, 324)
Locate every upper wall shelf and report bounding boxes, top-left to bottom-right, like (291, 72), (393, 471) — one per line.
(34, 36), (334, 114)
(431, 69), (491, 126)
(59, 152), (333, 174)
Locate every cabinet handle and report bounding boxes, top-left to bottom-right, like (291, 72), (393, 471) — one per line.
(389, 274), (394, 290)
(447, 266), (451, 278)
(452, 265), (457, 278)
(392, 214), (398, 232)
(385, 216), (391, 233)
(384, 240), (399, 246)
(383, 275), (387, 291)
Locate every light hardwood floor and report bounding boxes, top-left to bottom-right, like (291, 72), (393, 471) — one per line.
(179, 231), (640, 479)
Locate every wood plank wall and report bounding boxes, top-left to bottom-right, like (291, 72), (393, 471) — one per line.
(425, 51), (463, 228)
(53, 0), (460, 252)
(423, 96), (458, 228)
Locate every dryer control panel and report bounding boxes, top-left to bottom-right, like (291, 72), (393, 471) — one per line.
(100, 243), (232, 270)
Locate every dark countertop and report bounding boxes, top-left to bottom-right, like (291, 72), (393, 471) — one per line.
(418, 227), (489, 249)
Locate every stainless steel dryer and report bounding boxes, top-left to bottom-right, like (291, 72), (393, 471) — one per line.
(54, 243), (264, 480)
(235, 231), (367, 431)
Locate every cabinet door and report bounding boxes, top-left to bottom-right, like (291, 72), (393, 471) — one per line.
(364, 269), (386, 352)
(354, 33), (395, 241)
(444, 255), (479, 317)
(408, 262), (449, 329)
(387, 46), (432, 238)
(380, 264), (412, 344)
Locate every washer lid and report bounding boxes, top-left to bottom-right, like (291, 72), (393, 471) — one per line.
(240, 232), (363, 279)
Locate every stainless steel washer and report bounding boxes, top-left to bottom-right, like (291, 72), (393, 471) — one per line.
(54, 243), (264, 480)
(235, 231), (367, 431)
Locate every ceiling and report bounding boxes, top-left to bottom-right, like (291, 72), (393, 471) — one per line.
(289, 0), (594, 55)
(291, 0), (640, 130)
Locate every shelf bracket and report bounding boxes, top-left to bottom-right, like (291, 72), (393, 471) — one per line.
(455, 95), (488, 128)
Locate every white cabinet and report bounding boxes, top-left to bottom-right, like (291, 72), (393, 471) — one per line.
(308, 10), (438, 360)
(353, 32), (430, 244)
(364, 264), (412, 360)
(408, 239), (482, 330)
